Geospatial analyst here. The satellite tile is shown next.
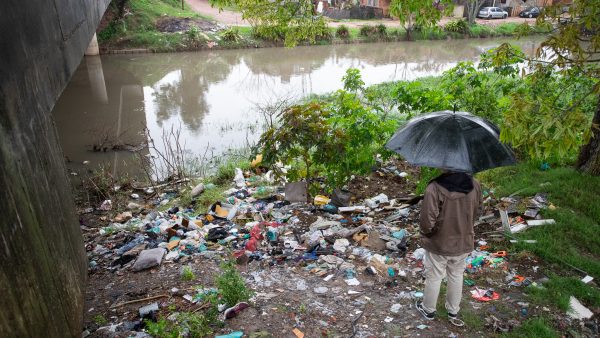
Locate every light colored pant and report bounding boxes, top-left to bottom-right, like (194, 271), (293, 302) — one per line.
(422, 250), (468, 315)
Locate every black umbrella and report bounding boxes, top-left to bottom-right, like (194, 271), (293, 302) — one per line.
(385, 111), (516, 173)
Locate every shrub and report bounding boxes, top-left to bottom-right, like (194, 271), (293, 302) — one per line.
(336, 25), (350, 39)
(444, 19), (469, 34)
(359, 25), (377, 37)
(220, 27), (241, 42)
(256, 68), (398, 190)
(376, 23), (387, 37)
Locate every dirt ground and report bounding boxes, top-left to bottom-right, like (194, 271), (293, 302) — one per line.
(186, 0), (247, 26)
(79, 159), (596, 338)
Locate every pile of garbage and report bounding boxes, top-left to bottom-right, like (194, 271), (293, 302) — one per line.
(87, 167), (424, 282)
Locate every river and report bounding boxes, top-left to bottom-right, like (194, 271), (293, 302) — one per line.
(52, 38), (541, 177)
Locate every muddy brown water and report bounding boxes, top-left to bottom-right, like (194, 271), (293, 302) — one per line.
(52, 38), (541, 177)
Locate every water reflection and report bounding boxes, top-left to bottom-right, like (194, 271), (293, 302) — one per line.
(53, 38), (542, 172)
(53, 56), (148, 176)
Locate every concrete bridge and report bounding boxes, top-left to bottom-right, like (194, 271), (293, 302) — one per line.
(0, 1), (111, 336)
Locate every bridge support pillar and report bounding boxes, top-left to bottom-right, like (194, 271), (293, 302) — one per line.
(85, 33), (100, 56)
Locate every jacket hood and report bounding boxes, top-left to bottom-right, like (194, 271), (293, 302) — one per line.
(432, 173), (474, 194)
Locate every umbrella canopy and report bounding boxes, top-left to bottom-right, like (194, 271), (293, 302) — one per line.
(385, 111), (516, 173)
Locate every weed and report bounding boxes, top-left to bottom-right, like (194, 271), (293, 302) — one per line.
(359, 25), (376, 37)
(376, 24), (387, 37)
(213, 157), (251, 185)
(145, 318), (178, 338)
(221, 27), (241, 42)
(145, 312), (213, 338)
(335, 25), (350, 39)
(193, 184), (226, 213)
(444, 19), (469, 34)
(185, 25), (206, 47)
(215, 260), (253, 307)
(93, 314), (108, 326)
(181, 265), (196, 281)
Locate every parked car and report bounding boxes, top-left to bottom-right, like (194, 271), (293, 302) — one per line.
(478, 7), (508, 19)
(519, 6), (541, 18)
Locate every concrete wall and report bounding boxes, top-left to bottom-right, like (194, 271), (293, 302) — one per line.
(0, 0), (110, 336)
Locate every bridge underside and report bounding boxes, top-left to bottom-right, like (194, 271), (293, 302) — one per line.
(0, 0), (110, 336)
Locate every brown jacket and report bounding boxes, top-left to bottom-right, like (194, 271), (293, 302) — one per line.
(419, 177), (482, 256)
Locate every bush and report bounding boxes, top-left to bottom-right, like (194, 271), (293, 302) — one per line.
(220, 27), (241, 42)
(359, 25), (377, 37)
(444, 19), (469, 34)
(336, 25), (350, 39)
(376, 23), (387, 37)
(256, 68), (398, 189)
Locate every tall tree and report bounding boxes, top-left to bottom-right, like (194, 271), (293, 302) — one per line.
(389, 0), (452, 40)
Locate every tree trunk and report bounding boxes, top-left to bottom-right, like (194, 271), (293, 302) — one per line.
(576, 97), (600, 175)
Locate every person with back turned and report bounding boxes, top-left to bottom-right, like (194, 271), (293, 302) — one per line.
(415, 171), (482, 327)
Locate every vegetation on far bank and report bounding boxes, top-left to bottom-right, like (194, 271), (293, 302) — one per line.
(98, 0), (550, 52)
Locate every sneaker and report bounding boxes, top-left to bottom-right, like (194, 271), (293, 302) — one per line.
(448, 313), (465, 327)
(415, 300), (435, 320)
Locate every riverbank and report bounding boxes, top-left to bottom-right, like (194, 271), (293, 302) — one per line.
(77, 151), (600, 338)
(97, 0), (550, 54)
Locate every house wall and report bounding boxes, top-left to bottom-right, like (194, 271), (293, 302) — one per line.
(360, 0), (391, 16)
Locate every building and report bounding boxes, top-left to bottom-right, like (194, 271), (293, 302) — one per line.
(360, 0), (392, 17)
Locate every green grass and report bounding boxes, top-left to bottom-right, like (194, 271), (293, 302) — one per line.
(468, 24), (496, 38)
(193, 184), (227, 213)
(494, 23), (519, 36)
(478, 163), (600, 311)
(98, 0), (210, 50)
(501, 317), (558, 338)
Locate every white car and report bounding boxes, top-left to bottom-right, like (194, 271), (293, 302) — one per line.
(478, 7), (508, 19)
